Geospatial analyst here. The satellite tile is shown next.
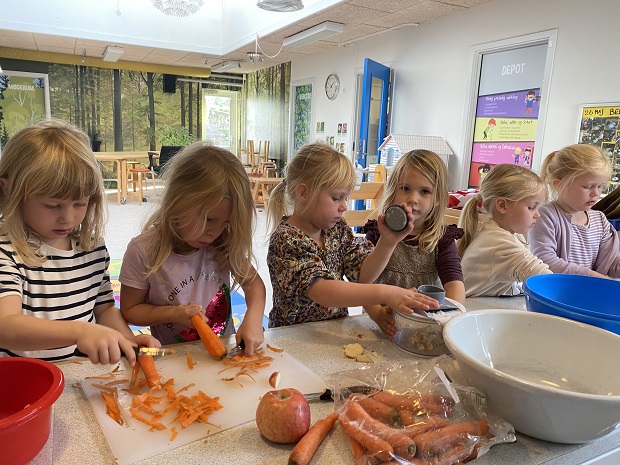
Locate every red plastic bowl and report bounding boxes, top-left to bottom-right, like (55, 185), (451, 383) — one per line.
(0, 358), (64, 465)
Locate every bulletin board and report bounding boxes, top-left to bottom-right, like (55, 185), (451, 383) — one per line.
(576, 103), (620, 191)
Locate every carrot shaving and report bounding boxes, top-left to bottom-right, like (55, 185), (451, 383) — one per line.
(92, 357), (223, 437)
(101, 390), (124, 426)
(186, 353), (195, 370)
(266, 343), (284, 353)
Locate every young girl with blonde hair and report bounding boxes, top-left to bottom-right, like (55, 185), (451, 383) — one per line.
(0, 120), (158, 363)
(459, 164), (551, 297)
(120, 142), (265, 354)
(267, 142), (438, 329)
(529, 144), (620, 277)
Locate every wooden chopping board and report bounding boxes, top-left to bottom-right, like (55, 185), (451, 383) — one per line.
(82, 346), (327, 465)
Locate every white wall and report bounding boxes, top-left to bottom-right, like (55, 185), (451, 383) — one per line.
(291, 0), (620, 189)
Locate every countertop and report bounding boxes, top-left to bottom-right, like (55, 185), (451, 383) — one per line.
(41, 296), (620, 465)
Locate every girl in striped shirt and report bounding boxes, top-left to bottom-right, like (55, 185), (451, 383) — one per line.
(0, 120), (159, 363)
(529, 144), (620, 278)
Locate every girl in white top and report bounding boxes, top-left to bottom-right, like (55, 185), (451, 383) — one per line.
(458, 164), (551, 297)
(120, 142), (265, 354)
(0, 120), (159, 364)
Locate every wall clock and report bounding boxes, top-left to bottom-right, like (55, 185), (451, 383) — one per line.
(325, 73), (340, 100)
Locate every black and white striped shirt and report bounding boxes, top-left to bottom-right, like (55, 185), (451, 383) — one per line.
(0, 235), (115, 361)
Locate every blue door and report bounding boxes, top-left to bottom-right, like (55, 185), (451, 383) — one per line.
(358, 58), (391, 169)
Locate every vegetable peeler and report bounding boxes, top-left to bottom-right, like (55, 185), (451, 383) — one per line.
(227, 339), (245, 358)
(73, 346), (176, 359)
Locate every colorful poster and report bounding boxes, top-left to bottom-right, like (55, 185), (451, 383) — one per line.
(0, 71), (50, 147)
(476, 90), (541, 118)
(468, 89), (540, 187)
(576, 103), (620, 191)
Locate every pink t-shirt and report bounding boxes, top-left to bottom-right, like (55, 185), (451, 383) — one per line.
(120, 228), (234, 345)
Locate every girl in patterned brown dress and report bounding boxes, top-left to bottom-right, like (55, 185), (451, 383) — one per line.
(266, 143), (439, 328)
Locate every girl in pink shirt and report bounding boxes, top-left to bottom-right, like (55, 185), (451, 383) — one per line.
(120, 143), (265, 354)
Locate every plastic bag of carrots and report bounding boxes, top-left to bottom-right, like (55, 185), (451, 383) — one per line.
(332, 356), (515, 464)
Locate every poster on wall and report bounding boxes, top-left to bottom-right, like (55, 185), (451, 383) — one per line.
(0, 70), (51, 149)
(292, 83), (312, 152)
(576, 103), (620, 188)
(468, 44), (548, 188)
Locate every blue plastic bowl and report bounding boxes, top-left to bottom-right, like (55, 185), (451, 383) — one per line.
(523, 274), (620, 335)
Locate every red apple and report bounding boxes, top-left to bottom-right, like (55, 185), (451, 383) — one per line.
(255, 388), (310, 443)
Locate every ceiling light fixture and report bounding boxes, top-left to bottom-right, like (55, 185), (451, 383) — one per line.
(257, 0), (303, 12)
(247, 34), (283, 63)
(283, 21), (344, 48)
(151, 0), (204, 17)
(212, 60), (241, 72)
(102, 46), (124, 62)
(247, 52), (264, 63)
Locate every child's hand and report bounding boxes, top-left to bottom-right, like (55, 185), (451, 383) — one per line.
(365, 305), (396, 339)
(236, 320), (265, 356)
(76, 324), (138, 365)
(376, 203), (415, 246)
(178, 302), (205, 327)
(122, 334), (161, 366)
(384, 286), (439, 315)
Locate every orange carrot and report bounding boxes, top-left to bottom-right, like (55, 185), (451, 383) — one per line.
(338, 412), (393, 462)
(138, 354), (161, 389)
(371, 391), (453, 417)
(399, 415), (449, 437)
(414, 421), (489, 457)
(344, 400), (416, 460)
(186, 353), (195, 370)
(357, 396), (401, 425)
(288, 412), (338, 465)
(191, 314), (228, 360)
(348, 437), (382, 465)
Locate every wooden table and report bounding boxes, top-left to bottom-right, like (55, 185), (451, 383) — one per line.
(250, 176), (283, 206)
(95, 152), (151, 205)
(40, 296), (620, 465)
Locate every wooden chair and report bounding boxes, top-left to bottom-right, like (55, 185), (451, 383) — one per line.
(343, 165), (387, 227)
(256, 140), (270, 164)
(128, 162), (156, 206)
(246, 140), (256, 166)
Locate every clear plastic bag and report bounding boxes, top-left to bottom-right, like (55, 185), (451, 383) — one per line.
(330, 355), (515, 464)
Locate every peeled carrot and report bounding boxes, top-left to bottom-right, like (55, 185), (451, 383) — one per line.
(344, 400), (416, 460)
(288, 412), (338, 465)
(138, 354), (161, 389)
(191, 314), (227, 360)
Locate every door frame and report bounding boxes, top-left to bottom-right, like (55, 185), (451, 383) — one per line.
(460, 29), (558, 187)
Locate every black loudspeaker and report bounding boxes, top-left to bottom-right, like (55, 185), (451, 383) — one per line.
(163, 74), (177, 93)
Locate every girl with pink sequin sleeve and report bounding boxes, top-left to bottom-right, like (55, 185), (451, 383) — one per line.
(119, 143), (265, 354)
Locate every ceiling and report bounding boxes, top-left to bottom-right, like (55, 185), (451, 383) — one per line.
(0, 0), (492, 75)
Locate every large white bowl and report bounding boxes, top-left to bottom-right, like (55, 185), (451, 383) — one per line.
(443, 309), (620, 444)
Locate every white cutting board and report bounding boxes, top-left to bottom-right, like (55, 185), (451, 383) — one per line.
(82, 347), (327, 465)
